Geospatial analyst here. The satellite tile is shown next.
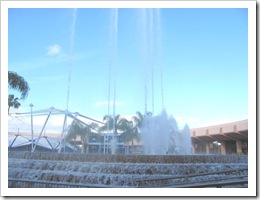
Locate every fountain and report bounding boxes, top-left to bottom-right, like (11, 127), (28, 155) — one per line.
(8, 151), (248, 188)
(107, 8), (118, 155)
(137, 8), (193, 155)
(110, 137), (117, 155)
(141, 109), (192, 155)
(8, 8), (248, 189)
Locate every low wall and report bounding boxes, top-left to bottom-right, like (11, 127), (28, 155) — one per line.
(8, 151), (248, 164)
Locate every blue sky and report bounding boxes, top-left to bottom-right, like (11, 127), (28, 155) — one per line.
(8, 8), (248, 130)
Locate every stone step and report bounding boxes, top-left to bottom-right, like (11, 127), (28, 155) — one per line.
(9, 158), (248, 176)
(8, 152), (248, 188)
(8, 151), (248, 164)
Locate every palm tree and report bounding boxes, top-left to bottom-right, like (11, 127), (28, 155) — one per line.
(65, 121), (81, 151)
(8, 71), (30, 99)
(8, 94), (21, 114)
(100, 114), (122, 135)
(100, 114), (135, 154)
(132, 111), (144, 130)
(81, 125), (93, 153)
(66, 120), (94, 153)
(119, 119), (140, 153)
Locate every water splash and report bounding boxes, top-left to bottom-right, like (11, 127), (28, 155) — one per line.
(140, 9), (190, 155)
(141, 110), (192, 155)
(110, 137), (117, 155)
(181, 124), (193, 154)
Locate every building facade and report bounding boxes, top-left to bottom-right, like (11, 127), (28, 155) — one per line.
(190, 120), (248, 155)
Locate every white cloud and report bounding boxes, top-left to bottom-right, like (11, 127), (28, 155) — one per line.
(9, 50), (88, 73)
(47, 44), (62, 56)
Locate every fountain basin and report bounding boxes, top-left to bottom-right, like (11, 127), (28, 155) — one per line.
(8, 151), (248, 188)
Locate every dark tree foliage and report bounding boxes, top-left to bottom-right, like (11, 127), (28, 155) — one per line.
(8, 71), (30, 99)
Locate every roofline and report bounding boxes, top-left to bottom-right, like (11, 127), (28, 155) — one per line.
(190, 119), (248, 130)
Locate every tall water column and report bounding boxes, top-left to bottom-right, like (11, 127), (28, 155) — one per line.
(107, 8), (118, 154)
(140, 8), (192, 155)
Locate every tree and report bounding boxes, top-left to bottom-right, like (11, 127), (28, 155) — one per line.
(66, 120), (95, 153)
(100, 114), (122, 136)
(119, 118), (140, 153)
(100, 114), (136, 154)
(87, 122), (103, 143)
(132, 111), (144, 131)
(8, 94), (21, 114)
(8, 71), (30, 100)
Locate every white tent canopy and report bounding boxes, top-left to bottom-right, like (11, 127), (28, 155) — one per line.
(8, 135), (77, 151)
(8, 107), (105, 152)
(9, 107), (104, 133)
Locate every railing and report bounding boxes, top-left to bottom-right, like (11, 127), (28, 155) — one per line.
(136, 167), (248, 188)
(8, 178), (112, 188)
(169, 178), (248, 188)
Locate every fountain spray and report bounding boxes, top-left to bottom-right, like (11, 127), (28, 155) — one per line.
(107, 8), (118, 154)
(112, 8), (118, 155)
(60, 8), (77, 153)
(149, 8), (155, 114)
(142, 8), (148, 115)
(155, 8), (164, 110)
(66, 8), (77, 110)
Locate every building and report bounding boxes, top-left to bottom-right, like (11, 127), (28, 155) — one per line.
(190, 119), (248, 155)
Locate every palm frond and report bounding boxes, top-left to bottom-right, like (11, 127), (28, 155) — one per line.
(8, 71), (30, 99)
